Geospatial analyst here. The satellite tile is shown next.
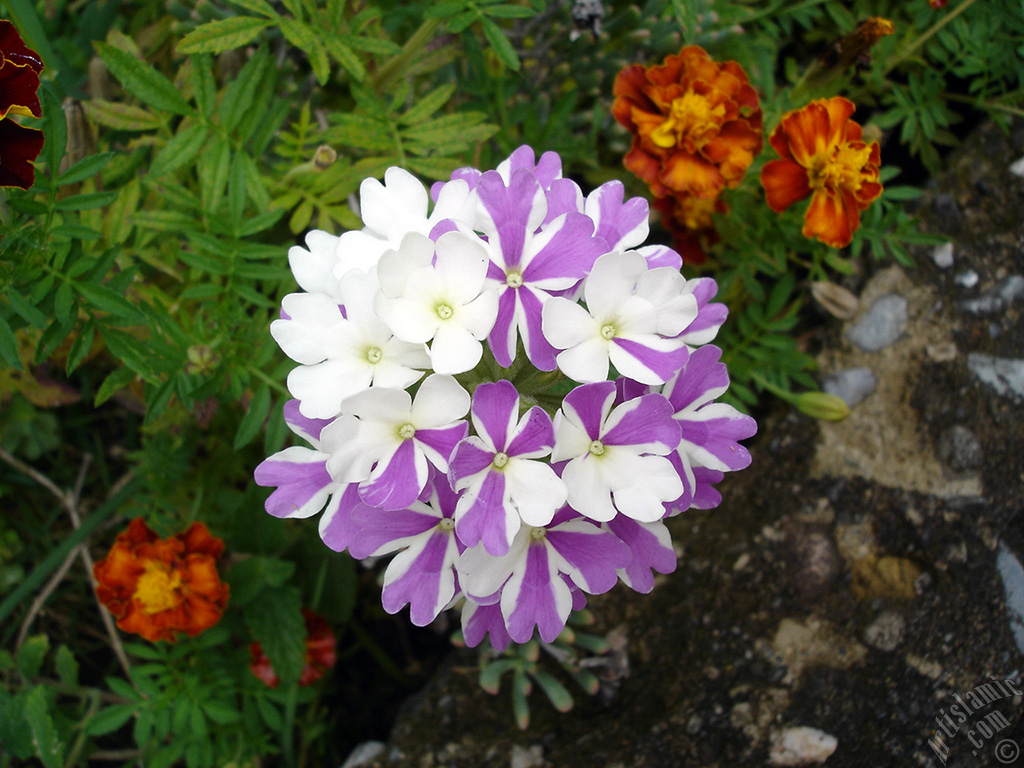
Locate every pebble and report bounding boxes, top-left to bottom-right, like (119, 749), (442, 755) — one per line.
(863, 611), (906, 652)
(967, 353), (1024, 400)
(1010, 154), (1024, 177)
(845, 293), (908, 352)
(932, 242), (954, 269)
(937, 425), (983, 471)
(768, 726), (838, 765)
(955, 269), (979, 288)
(960, 275), (1024, 315)
(822, 367), (877, 407)
(340, 741), (386, 768)
(510, 745), (545, 768)
(996, 542), (1024, 655)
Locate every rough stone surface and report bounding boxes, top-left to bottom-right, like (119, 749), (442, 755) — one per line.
(862, 610), (906, 653)
(845, 293), (909, 351)
(358, 120), (1024, 768)
(937, 425), (983, 472)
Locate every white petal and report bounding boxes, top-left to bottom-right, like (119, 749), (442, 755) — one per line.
(550, 410), (592, 462)
(584, 251), (647, 320)
(505, 459), (566, 526)
(556, 337), (610, 383)
(287, 360), (372, 419)
(334, 229), (390, 277)
(541, 297), (597, 349)
(411, 374), (470, 427)
(562, 456), (617, 522)
(360, 168), (429, 240)
(376, 232), (436, 297)
(375, 295), (440, 343)
(429, 322), (483, 374)
(457, 290), (499, 338)
(434, 231), (490, 304)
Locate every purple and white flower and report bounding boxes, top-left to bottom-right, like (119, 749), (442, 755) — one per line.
(257, 145), (756, 650)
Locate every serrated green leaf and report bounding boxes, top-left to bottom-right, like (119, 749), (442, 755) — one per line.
(75, 281), (143, 321)
(65, 322), (96, 375)
(235, 385), (271, 448)
(0, 689), (32, 758)
(324, 36), (366, 81)
(179, 16), (273, 54)
(82, 100), (163, 131)
(0, 314), (23, 370)
(424, 0), (467, 18)
(218, 47), (271, 133)
(53, 282), (73, 326)
(279, 18), (330, 85)
(95, 42), (193, 116)
(227, 556), (296, 607)
(57, 152), (114, 186)
(23, 686), (63, 768)
(480, 16), (520, 70)
(203, 700), (241, 725)
(199, 135), (232, 213)
(51, 223), (101, 240)
(339, 33), (401, 56)
(398, 83), (454, 125)
(16, 635), (49, 678)
(40, 87), (66, 176)
(6, 288), (47, 328)
(245, 584), (306, 685)
(55, 190), (118, 211)
(84, 704), (135, 736)
(149, 741), (185, 768)
(227, 0), (277, 15)
(150, 122), (208, 178)
(227, 151), (249, 224)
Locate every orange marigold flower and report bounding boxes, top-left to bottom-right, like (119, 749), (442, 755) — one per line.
(0, 20), (44, 189)
(250, 609), (337, 688)
(760, 96), (883, 249)
(612, 45), (764, 201)
(823, 18), (895, 71)
(93, 517), (230, 643)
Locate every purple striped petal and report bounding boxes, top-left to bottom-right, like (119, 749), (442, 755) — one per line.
(601, 393), (680, 453)
(501, 541), (570, 643)
(586, 181), (649, 251)
(461, 600), (512, 651)
(351, 502), (439, 558)
(318, 484), (364, 552)
(254, 447), (332, 519)
(679, 406), (756, 472)
(415, 421), (469, 471)
(505, 406), (554, 458)
(488, 289), (519, 367)
(449, 438), (495, 486)
(664, 345), (730, 412)
(455, 470), (517, 555)
(562, 381), (616, 439)
(518, 285), (559, 371)
(691, 467), (724, 509)
(610, 336), (690, 385)
(470, 380), (518, 450)
(283, 399), (332, 445)
(606, 515), (677, 593)
(546, 520), (630, 594)
(498, 146), (562, 189)
(381, 529), (459, 626)
(677, 278), (728, 344)
(544, 178), (584, 225)
(476, 169), (546, 270)
(359, 439), (428, 510)
(636, 244), (682, 271)
(522, 213), (604, 285)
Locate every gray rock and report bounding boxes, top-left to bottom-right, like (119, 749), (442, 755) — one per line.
(863, 611), (906, 652)
(510, 744), (545, 768)
(932, 242), (954, 269)
(340, 741), (386, 768)
(845, 294), (908, 352)
(822, 367), (877, 407)
(955, 269), (979, 288)
(997, 543), (1024, 655)
(967, 353), (1024, 400)
(960, 275), (1024, 315)
(937, 425), (983, 471)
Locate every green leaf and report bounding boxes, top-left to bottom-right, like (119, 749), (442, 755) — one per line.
(398, 83), (454, 125)
(245, 584), (306, 686)
(57, 152), (114, 186)
(279, 18), (331, 85)
(480, 16), (520, 71)
(198, 135), (232, 213)
(179, 16), (273, 54)
(479, 659), (516, 694)
(532, 669), (574, 712)
(75, 281), (144, 321)
(16, 635), (50, 678)
(95, 42), (193, 116)
(65, 322), (96, 375)
(3, 0), (58, 72)
(94, 367), (137, 406)
(482, 4), (535, 18)
(227, 556), (296, 607)
(23, 686), (63, 768)
(256, 696), (282, 729)
(0, 315), (23, 370)
(82, 100), (163, 131)
(6, 288), (47, 328)
(150, 122), (208, 178)
(191, 55), (217, 119)
(324, 37), (366, 81)
(149, 741), (185, 768)
(84, 704), (136, 736)
(227, 0), (278, 16)
(234, 385), (271, 449)
(54, 645), (78, 686)
(227, 149), (249, 224)
(218, 47), (271, 133)
(40, 87), (67, 176)
(55, 191), (119, 211)
(203, 700), (241, 725)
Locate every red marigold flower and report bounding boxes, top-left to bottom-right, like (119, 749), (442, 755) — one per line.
(760, 96), (883, 249)
(0, 20), (44, 189)
(250, 609), (337, 688)
(93, 518), (230, 643)
(612, 45), (764, 201)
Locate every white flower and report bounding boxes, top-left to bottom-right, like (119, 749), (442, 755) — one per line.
(271, 270), (430, 419)
(375, 231), (499, 375)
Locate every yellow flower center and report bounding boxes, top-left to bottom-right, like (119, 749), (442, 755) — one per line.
(650, 90), (726, 150)
(134, 561), (185, 614)
(809, 142), (873, 193)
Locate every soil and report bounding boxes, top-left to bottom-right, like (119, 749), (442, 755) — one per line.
(351, 119), (1024, 768)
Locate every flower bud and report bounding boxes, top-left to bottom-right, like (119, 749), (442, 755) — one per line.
(186, 345), (218, 375)
(794, 391), (851, 422)
(312, 145), (337, 170)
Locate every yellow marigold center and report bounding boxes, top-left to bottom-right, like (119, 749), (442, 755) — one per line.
(809, 142), (873, 193)
(650, 90), (726, 150)
(134, 561), (185, 614)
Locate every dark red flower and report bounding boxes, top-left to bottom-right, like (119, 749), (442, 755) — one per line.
(0, 20), (44, 189)
(250, 609), (337, 687)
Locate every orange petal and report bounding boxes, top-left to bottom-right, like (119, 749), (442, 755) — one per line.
(659, 152), (724, 198)
(803, 188), (856, 248)
(180, 522), (225, 559)
(761, 159), (811, 212)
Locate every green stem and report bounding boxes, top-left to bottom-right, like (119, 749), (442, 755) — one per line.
(245, 364), (290, 398)
(883, 0), (982, 74)
(942, 91), (1024, 118)
(369, 17), (442, 92)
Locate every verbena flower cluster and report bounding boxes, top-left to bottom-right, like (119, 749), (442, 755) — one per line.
(255, 146), (756, 650)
